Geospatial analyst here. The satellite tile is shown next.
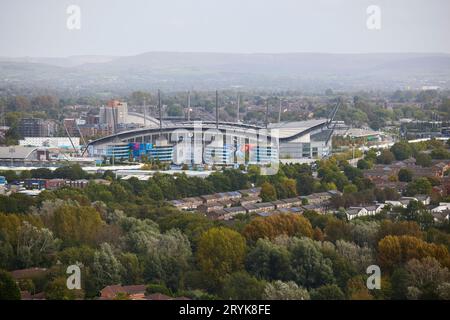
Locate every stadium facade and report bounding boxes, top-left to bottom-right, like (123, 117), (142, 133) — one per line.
(87, 119), (333, 166)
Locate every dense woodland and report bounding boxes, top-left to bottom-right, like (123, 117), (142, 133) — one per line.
(1, 139), (450, 300)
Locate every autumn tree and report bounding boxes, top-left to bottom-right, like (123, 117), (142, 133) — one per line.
(377, 235), (450, 270)
(196, 227), (246, 285)
(48, 204), (104, 246)
(243, 214), (313, 243)
(260, 182), (277, 202)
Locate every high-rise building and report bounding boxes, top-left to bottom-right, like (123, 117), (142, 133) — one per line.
(99, 100), (128, 132)
(18, 118), (57, 138)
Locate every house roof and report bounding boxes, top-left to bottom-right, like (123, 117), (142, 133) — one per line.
(100, 284), (146, 299)
(10, 268), (48, 279)
(224, 206), (246, 213)
(145, 293), (173, 300)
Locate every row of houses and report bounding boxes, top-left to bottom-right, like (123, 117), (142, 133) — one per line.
(207, 191), (342, 221)
(167, 184), (349, 222)
(343, 195), (449, 221)
(363, 159), (450, 189)
(168, 188), (262, 212)
(1, 178), (111, 195)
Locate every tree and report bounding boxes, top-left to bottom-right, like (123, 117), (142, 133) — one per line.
(310, 284), (345, 300)
(260, 182), (277, 202)
(45, 276), (82, 300)
(0, 270), (20, 300)
(245, 239), (293, 281)
(324, 219), (352, 243)
(415, 153), (432, 167)
(30, 168), (54, 179)
(16, 221), (59, 268)
(243, 214), (313, 243)
(92, 243), (123, 291)
(221, 271), (266, 300)
(288, 237), (335, 288)
(405, 178), (432, 196)
(357, 159), (372, 170)
(263, 280), (310, 300)
(335, 240), (374, 273)
(390, 142), (413, 161)
(377, 235), (450, 270)
(405, 257), (450, 299)
(430, 148), (450, 160)
(296, 174), (315, 196)
(196, 227), (246, 285)
(377, 150), (395, 164)
(398, 168), (413, 182)
(279, 178), (297, 198)
(48, 204), (104, 246)
(346, 276), (373, 300)
(119, 253), (143, 285)
(376, 220), (423, 242)
(53, 164), (86, 180)
(343, 184), (358, 194)
(390, 268), (410, 300)
(143, 229), (192, 291)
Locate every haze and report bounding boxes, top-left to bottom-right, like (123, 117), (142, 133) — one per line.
(0, 0), (449, 57)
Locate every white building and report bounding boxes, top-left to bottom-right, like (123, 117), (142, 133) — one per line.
(19, 137), (80, 149)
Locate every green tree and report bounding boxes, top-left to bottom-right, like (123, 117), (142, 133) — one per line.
(221, 271), (266, 300)
(391, 142), (413, 161)
(415, 153), (432, 167)
(377, 149), (395, 164)
(430, 148), (450, 160)
(296, 174), (315, 195)
(16, 221), (59, 268)
(45, 276), (81, 300)
(398, 168), (413, 182)
(92, 243), (123, 291)
(245, 239), (293, 281)
(288, 237), (335, 288)
(357, 159), (372, 170)
(0, 270), (20, 300)
(310, 284), (345, 300)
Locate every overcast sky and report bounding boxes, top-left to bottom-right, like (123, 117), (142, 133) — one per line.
(0, 0), (449, 57)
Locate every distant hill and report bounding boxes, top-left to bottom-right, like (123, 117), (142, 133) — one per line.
(0, 52), (449, 93)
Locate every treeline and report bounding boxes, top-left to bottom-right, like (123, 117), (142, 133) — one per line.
(1, 161), (450, 300)
(1, 201), (450, 299)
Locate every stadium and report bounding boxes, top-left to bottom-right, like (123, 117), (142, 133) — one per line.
(86, 118), (335, 166)
(85, 92), (340, 166)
